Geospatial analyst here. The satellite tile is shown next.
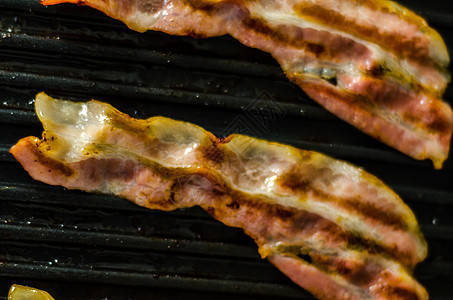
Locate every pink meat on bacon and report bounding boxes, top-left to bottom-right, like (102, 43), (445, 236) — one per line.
(41, 0), (453, 168)
(11, 93), (428, 300)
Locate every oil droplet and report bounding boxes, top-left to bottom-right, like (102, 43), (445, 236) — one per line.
(1, 32), (11, 39)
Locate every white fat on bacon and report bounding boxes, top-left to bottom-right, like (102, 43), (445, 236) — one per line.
(11, 93), (428, 300)
(41, 0), (452, 168)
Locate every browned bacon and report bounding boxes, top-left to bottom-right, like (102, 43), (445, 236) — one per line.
(11, 93), (428, 300)
(41, 0), (453, 168)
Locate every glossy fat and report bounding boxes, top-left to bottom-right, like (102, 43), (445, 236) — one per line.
(11, 93), (428, 300)
(41, 0), (453, 168)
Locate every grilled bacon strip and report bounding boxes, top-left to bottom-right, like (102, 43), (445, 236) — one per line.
(41, 0), (453, 168)
(11, 93), (428, 299)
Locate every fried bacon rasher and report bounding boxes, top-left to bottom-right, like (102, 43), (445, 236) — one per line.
(40, 0), (453, 168)
(11, 93), (428, 299)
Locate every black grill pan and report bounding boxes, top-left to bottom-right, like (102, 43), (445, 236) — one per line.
(0, 0), (452, 299)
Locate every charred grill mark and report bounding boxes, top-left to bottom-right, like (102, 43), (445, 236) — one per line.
(187, 0), (374, 65)
(428, 117), (450, 133)
(347, 76), (451, 134)
(219, 189), (410, 264)
(32, 141), (74, 177)
(185, 0), (227, 11)
(242, 17), (370, 62)
(426, 107), (452, 133)
(379, 286), (420, 300)
(278, 168), (407, 230)
(346, 233), (414, 267)
(296, 77), (450, 166)
(213, 189), (350, 244)
(239, 194), (295, 221)
(400, 108), (451, 135)
(200, 141), (225, 163)
(188, 0), (371, 62)
(137, 0), (165, 14)
(273, 204), (296, 220)
(185, 0), (250, 19)
(278, 170), (310, 192)
(341, 198), (407, 230)
(311, 254), (378, 286)
(329, 259), (354, 277)
(294, 4), (438, 69)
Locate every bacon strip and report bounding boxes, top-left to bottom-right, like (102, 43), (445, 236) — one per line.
(11, 93), (428, 299)
(41, 0), (453, 168)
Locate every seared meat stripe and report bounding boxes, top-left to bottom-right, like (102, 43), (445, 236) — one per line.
(41, 0), (453, 168)
(11, 93), (428, 300)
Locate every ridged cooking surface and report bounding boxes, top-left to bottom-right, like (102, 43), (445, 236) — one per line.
(0, 0), (452, 299)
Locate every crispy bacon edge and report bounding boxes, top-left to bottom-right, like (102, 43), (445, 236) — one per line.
(10, 92), (428, 300)
(40, 0), (453, 168)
